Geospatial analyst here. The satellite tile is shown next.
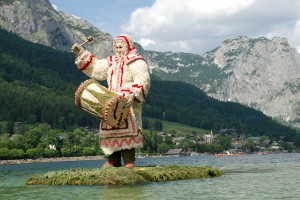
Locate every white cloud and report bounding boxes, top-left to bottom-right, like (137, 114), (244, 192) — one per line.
(122, 0), (300, 54)
(139, 38), (156, 47)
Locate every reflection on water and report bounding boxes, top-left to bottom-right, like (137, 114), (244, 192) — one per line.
(0, 153), (300, 200)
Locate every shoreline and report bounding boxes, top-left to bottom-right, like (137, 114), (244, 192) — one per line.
(0, 156), (105, 165)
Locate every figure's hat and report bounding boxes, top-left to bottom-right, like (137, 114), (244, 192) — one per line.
(114, 34), (136, 55)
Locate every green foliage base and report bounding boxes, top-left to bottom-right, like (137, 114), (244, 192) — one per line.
(26, 165), (223, 185)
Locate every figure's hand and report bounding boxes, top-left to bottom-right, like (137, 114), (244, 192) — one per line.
(124, 93), (135, 107)
(71, 43), (84, 55)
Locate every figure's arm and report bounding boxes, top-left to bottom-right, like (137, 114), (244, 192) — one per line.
(72, 44), (109, 81)
(122, 59), (151, 103)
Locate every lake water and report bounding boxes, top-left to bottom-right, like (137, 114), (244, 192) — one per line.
(0, 153), (299, 200)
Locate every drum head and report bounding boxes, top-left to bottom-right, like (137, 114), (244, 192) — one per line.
(102, 96), (130, 127)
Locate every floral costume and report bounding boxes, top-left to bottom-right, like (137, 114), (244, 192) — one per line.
(73, 34), (150, 166)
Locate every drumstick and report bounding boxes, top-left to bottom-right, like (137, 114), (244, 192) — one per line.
(79, 36), (94, 46)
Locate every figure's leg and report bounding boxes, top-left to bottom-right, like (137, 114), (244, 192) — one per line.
(122, 148), (136, 168)
(102, 151), (122, 168)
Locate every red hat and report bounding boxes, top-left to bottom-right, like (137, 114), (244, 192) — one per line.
(114, 34), (136, 55)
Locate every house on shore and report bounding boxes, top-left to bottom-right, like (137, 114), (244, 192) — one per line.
(166, 149), (183, 156)
(165, 149), (190, 156)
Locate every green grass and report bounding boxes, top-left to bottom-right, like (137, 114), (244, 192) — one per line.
(145, 117), (210, 136)
(27, 165), (223, 185)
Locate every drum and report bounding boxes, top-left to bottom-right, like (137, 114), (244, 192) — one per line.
(75, 79), (130, 127)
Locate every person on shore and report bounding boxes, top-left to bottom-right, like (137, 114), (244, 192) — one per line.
(71, 34), (150, 168)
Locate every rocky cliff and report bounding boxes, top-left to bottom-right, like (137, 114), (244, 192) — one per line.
(0, 0), (113, 57)
(204, 36), (300, 127)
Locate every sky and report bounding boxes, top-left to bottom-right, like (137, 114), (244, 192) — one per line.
(49, 0), (300, 55)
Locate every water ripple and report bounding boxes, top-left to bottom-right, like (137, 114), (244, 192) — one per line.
(0, 153), (300, 199)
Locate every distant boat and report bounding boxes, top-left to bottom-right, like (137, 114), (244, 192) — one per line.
(137, 154), (145, 158)
(136, 149), (145, 158)
(257, 152), (267, 155)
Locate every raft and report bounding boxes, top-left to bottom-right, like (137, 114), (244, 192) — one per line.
(26, 165), (223, 185)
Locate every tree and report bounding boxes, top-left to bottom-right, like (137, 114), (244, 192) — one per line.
(215, 135), (232, 150)
(212, 143), (224, 153)
(0, 121), (14, 135)
(39, 129), (59, 149)
(0, 147), (10, 159)
(81, 131), (99, 150)
(9, 149), (25, 159)
(279, 141), (293, 153)
(82, 147), (97, 156)
(185, 133), (191, 139)
(11, 134), (25, 150)
(57, 116), (67, 129)
(24, 128), (43, 149)
(142, 118), (150, 129)
(64, 128), (84, 156)
(0, 133), (15, 149)
(26, 148), (43, 159)
(242, 138), (255, 152)
(164, 135), (174, 147)
(73, 128), (84, 152)
(43, 149), (57, 158)
(65, 131), (76, 156)
(153, 119), (163, 131)
(197, 143), (212, 153)
(157, 143), (169, 155)
(178, 138), (195, 152)
(141, 131), (151, 152)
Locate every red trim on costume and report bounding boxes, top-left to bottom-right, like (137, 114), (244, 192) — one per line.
(121, 89), (131, 92)
(124, 54), (144, 65)
(120, 89), (131, 96)
(119, 61), (125, 87)
(110, 70), (114, 89)
(101, 135), (143, 148)
(81, 53), (89, 60)
(116, 36), (133, 51)
(78, 53), (89, 66)
(109, 61), (124, 92)
(132, 84), (146, 100)
(107, 55), (113, 66)
(80, 54), (95, 71)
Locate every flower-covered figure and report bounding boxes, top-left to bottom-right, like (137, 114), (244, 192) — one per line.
(71, 34), (151, 168)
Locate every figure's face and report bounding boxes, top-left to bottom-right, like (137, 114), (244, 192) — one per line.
(114, 41), (126, 57)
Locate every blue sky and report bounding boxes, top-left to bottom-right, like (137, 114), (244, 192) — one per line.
(49, 0), (155, 38)
(49, 0), (300, 54)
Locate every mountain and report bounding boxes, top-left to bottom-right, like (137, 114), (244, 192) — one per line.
(148, 36), (300, 128)
(1, 0), (299, 129)
(0, 0), (113, 57)
(204, 36), (300, 126)
(0, 28), (299, 145)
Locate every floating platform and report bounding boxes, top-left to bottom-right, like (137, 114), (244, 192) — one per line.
(26, 165), (223, 185)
